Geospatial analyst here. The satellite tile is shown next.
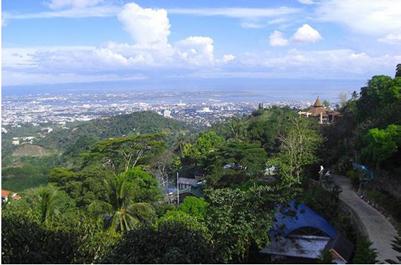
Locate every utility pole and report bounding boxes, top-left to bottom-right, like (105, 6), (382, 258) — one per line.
(176, 172), (179, 205)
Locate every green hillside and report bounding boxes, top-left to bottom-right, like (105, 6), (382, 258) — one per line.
(2, 111), (195, 192)
(38, 111), (193, 152)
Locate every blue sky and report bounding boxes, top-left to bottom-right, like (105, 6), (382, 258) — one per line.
(2, 0), (401, 87)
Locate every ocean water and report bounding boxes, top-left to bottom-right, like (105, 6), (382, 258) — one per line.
(2, 78), (366, 104)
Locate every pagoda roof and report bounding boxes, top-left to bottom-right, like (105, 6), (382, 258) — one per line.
(313, 97), (323, 107)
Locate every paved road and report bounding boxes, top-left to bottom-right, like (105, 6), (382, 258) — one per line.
(332, 175), (398, 263)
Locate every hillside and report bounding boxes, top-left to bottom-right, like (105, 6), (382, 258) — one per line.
(2, 111), (195, 191)
(12, 144), (52, 157)
(37, 111), (194, 152)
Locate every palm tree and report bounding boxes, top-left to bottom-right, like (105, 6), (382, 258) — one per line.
(104, 172), (155, 232)
(37, 186), (64, 224)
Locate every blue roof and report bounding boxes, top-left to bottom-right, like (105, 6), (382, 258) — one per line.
(352, 162), (374, 180)
(271, 200), (337, 239)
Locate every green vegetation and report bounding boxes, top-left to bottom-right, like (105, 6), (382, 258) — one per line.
(353, 236), (378, 264)
(2, 156), (59, 191)
(3, 105), (325, 263)
(4, 68), (401, 263)
(322, 67), (401, 229)
(2, 111), (191, 193)
(38, 111), (191, 155)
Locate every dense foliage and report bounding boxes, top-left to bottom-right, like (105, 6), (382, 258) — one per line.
(103, 222), (218, 264)
(321, 68), (401, 229)
(2, 103), (330, 263)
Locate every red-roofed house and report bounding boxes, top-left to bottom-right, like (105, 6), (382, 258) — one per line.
(1, 189), (21, 203)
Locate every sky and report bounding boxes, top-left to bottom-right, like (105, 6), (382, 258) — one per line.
(2, 0), (401, 88)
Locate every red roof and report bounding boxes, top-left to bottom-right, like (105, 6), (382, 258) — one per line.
(1, 189), (21, 200)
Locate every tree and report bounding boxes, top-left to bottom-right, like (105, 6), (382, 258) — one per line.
(179, 196), (208, 220)
(37, 187), (65, 224)
(246, 107), (296, 153)
(396, 64), (401, 78)
(18, 185), (74, 225)
(179, 131), (226, 178)
(268, 116), (322, 187)
(205, 187), (275, 263)
(158, 210), (210, 236)
(49, 165), (110, 208)
(182, 131), (225, 162)
(125, 167), (163, 203)
(386, 234), (401, 263)
(322, 99), (331, 108)
(215, 116), (248, 141)
(205, 140), (268, 188)
(103, 222), (218, 263)
(361, 124), (401, 169)
(356, 75), (401, 123)
(2, 202), (119, 264)
(102, 172), (156, 232)
(85, 133), (166, 173)
(353, 236), (378, 264)
(148, 149), (175, 190)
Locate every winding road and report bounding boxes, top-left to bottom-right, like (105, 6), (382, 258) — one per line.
(332, 174), (399, 263)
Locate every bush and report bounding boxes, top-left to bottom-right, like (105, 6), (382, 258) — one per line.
(352, 236), (378, 264)
(346, 169), (361, 189)
(2, 211), (78, 264)
(103, 222), (218, 263)
(2, 206), (118, 264)
(301, 185), (339, 220)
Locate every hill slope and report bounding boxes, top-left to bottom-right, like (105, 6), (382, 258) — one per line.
(37, 111), (193, 152)
(12, 144), (52, 157)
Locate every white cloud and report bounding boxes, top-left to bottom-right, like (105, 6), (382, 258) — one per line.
(240, 21), (266, 29)
(240, 18), (288, 29)
(118, 3), (171, 48)
(269, 30), (289, 46)
(298, 0), (315, 5)
(3, 71), (146, 86)
(167, 7), (300, 18)
(47, 0), (104, 10)
(378, 33), (401, 44)
(222, 54), (235, 63)
(4, 6), (119, 19)
(5, 5), (299, 21)
(292, 24), (322, 43)
(176, 36), (215, 66)
(317, 0), (401, 36)
(5, 46), (400, 86)
(239, 49), (401, 78)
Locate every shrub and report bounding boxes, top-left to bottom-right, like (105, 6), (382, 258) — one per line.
(2, 205), (118, 264)
(346, 169), (361, 189)
(352, 236), (378, 264)
(103, 222), (218, 263)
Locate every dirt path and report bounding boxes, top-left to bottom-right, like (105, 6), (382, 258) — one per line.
(332, 174), (398, 263)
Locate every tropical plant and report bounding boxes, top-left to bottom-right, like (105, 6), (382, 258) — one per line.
(102, 171), (156, 232)
(268, 116), (322, 187)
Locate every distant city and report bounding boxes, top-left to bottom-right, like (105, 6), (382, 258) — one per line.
(2, 87), (322, 131)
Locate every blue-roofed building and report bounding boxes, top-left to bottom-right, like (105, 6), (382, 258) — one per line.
(261, 201), (354, 264)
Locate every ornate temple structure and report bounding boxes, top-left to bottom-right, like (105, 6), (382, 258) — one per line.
(298, 97), (341, 125)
